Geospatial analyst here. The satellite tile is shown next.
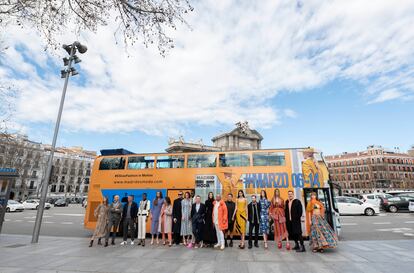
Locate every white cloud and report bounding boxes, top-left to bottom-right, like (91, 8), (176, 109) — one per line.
(283, 109), (298, 119)
(1, 0), (414, 136)
(368, 89), (404, 104)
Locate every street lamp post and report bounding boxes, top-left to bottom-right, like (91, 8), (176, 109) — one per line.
(31, 41), (87, 243)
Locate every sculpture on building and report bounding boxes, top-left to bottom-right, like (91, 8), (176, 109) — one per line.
(235, 121), (251, 136)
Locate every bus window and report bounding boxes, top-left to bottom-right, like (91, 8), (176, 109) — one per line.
(127, 156), (155, 169)
(253, 152), (285, 166)
(187, 154), (217, 168)
(99, 157), (126, 170)
(156, 155), (185, 169)
(219, 153), (250, 167)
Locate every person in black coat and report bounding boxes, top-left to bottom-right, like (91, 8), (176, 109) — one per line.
(247, 195), (261, 248)
(203, 192), (217, 247)
(121, 195), (138, 245)
(191, 195), (206, 248)
(172, 191), (183, 245)
(224, 193), (236, 247)
(285, 190), (305, 252)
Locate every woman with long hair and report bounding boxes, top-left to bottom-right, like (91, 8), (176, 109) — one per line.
(150, 191), (164, 245)
(234, 189), (248, 249)
(181, 191), (193, 246)
(270, 189), (290, 250)
(161, 196), (173, 246)
(203, 192), (217, 247)
(307, 192), (338, 252)
(89, 196), (109, 247)
(259, 190), (271, 249)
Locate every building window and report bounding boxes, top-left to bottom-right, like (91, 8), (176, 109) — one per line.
(187, 154), (217, 168)
(29, 181), (35, 189)
(156, 155), (185, 169)
(59, 185), (65, 192)
(83, 186), (89, 193)
(51, 185), (56, 192)
(127, 156), (155, 169)
(219, 153), (250, 167)
(252, 152), (285, 166)
(99, 157), (126, 170)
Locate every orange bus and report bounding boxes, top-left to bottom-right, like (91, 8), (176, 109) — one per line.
(84, 147), (341, 237)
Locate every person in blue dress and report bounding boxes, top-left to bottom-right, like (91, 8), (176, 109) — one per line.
(150, 191), (164, 245)
(259, 190), (271, 249)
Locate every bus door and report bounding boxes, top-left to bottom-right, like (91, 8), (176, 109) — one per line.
(303, 187), (334, 230)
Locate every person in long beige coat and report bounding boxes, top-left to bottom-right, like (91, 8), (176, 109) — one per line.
(89, 196), (109, 247)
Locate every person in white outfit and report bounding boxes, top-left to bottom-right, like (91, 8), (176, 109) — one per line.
(137, 193), (150, 246)
(212, 194), (228, 250)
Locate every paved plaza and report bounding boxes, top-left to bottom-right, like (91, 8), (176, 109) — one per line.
(1, 234), (414, 273)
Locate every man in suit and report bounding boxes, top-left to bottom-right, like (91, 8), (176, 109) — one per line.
(105, 195), (123, 247)
(121, 195), (138, 245)
(191, 195), (206, 248)
(285, 190), (305, 252)
(172, 191), (183, 245)
(247, 195), (261, 249)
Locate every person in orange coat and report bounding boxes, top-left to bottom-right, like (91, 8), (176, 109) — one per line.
(212, 194), (228, 250)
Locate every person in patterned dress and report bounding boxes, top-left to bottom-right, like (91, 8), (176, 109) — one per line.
(181, 191), (193, 246)
(259, 190), (271, 249)
(89, 196), (109, 247)
(306, 192), (338, 252)
(270, 189), (290, 250)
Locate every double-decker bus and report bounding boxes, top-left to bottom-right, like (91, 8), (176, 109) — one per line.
(84, 147), (341, 237)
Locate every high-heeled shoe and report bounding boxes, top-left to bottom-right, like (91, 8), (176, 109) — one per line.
(264, 242), (268, 249)
(150, 240), (154, 245)
(277, 241), (282, 249)
(286, 242), (291, 250)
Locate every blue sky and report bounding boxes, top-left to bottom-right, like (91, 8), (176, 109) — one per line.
(1, 0), (413, 155)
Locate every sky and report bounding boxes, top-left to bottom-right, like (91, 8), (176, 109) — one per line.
(0, 0), (413, 156)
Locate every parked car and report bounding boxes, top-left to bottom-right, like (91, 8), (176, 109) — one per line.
(409, 200), (414, 212)
(383, 196), (414, 213)
(6, 200), (25, 212)
(335, 196), (380, 216)
(361, 193), (393, 207)
(22, 199), (52, 210)
(387, 191), (414, 196)
(54, 198), (69, 207)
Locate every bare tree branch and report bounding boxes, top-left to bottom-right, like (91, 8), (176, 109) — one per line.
(0, 0), (193, 55)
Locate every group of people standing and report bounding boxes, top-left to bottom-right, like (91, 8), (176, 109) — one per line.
(89, 189), (337, 253)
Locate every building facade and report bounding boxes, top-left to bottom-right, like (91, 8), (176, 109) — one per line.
(0, 134), (45, 200)
(325, 145), (414, 195)
(45, 146), (95, 198)
(212, 121), (263, 151)
(166, 121), (263, 153)
(0, 134), (96, 200)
